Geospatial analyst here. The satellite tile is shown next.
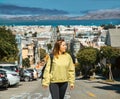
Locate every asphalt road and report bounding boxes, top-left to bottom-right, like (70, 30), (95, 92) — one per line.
(0, 78), (120, 99)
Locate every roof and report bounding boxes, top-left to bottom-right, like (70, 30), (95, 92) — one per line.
(108, 29), (120, 48)
(0, 63), (17, 66)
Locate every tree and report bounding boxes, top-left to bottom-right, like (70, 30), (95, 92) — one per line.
(56, 26), (60, 33)
(39, 48), (46, 60)
(76, 47), (99, 78)
(22, 58), (30, 68)
(101, 24), (115, 30)
(47, 43), (52, 52)
(100, 46), (120, 81)
(0, 26), (18, 62)
(32, 32), (37, 37)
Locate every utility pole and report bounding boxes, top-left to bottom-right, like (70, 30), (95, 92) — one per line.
(37, 44), (41, 63)
(15, 34), (22, 68)
(33, 39), (38, 66)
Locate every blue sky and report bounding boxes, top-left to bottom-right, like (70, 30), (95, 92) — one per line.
(0, 0), (120, 14)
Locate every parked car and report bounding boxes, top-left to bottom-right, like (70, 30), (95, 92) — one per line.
(0, 69), (20, 86)
(37, 66), (44, 78)
(0, 70), (9, 88)
(20, 68), (33, 82)
(0, 63), (19, 73)
(37, 69), (42, 78)
(26, 68), (38, 80)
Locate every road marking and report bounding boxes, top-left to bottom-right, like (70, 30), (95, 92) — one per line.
(86, 91), (96, 97)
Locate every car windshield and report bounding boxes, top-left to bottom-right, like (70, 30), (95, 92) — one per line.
(27, 69), (34, 72)
(0, 65), (19, 72)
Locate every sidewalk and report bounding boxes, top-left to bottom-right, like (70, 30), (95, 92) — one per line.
(73, 75), (120, 99)
(76, 75), (120, 87)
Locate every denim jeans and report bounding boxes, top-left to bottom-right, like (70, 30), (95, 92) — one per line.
(49, 82), (68, 99)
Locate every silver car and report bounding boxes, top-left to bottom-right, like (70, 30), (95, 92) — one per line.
(0, 69), (20, 86)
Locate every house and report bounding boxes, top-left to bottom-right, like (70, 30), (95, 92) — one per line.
(105, 28), (120, 78)
(106, 29), (120, 48)
(22, 37), (34, 65)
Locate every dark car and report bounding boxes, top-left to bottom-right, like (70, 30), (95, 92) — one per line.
(19, 68), (33, 82)
(0, 70), (9, 88)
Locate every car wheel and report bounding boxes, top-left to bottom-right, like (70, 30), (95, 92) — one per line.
(3, 85), (8, 89)
(7, 81), (10, 87)
(5, 83), (9, 88)
(24, 76), (30, 82)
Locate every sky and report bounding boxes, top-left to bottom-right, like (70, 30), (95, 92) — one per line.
(0, 0), (120, 14)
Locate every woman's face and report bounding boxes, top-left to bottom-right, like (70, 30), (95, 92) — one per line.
(59, 41), (67, 53)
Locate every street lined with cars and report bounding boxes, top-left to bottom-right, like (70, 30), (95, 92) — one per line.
(0, 63), (120, 99)
(0, 63), (41, 89)
(0, 77), (120, 99)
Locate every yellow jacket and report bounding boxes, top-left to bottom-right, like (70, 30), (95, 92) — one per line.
(42, 53), (75, 87)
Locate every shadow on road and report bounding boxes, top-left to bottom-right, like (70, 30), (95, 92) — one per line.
(0, 87), (8, 91)
(0, 84), (22, 91)
(75, 75), (120, 94)
(8, 83), (22, 89)
(94, 83), (120, 94)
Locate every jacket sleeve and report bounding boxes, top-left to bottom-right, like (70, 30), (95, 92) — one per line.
(42, 56), (51, 86)
(68, 55), (75, 86)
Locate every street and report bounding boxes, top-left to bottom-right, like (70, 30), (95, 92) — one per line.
(0, 78), (120, 99)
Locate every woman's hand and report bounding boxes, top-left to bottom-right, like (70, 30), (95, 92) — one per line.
(42, 85), (48, 89)
(70, 85), (74, 90)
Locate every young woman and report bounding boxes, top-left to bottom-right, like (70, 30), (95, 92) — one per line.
(42, 39), (75, 99)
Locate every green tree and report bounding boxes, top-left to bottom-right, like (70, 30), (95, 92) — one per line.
(76, 47), (99, 78)
(56, 26), (60, 33)
(39, 48), (46, 60)
(22, 58), (30, 68)
(101, 24), (115, 30)
(0, 26), (18, 62)
(47, 43), (52, 52)
(100, 46), (120, 81)
(32, 32), (37, 37)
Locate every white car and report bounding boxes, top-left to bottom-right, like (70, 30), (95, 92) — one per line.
(0, 63), (19, 73)
(0, 69), (20, 86)
(26, 68), (38, 80)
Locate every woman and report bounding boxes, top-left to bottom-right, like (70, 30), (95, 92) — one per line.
(42, 39), (75, 99)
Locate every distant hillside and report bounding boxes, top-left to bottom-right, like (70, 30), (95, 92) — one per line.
(72, 9), (120, 20)
(0, 4), (68, 15)
(0, 4), (120, 20)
